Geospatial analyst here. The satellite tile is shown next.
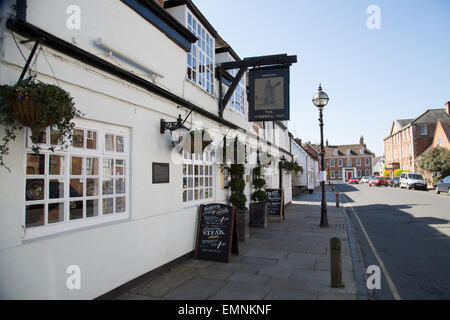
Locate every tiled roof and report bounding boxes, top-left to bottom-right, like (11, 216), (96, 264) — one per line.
(311, 143), (374, 158)
(412, 109), (450, 125)
(396, 119), (414, 128)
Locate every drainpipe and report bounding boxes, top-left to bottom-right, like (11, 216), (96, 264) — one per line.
(16, 0), (27, 21)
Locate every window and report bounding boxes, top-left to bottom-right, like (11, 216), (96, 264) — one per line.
(420, 126), (427, 136)
(338, 170), (342, 178)
(346, 148), (351, 155)
(365, 157), (370, 166)
(333, 149), (338, 156)
(338, 159), (343, 167)
(360, 148), (364, 154)
(330, 171), (335, 179)
(182, 150), (214, 206)
(356, 158), (361, 166)
(365, 169), (370, 176)
(24, 121), (129, 239)
(357, 170), (362, 178)
(187, 11), (215, 95)
(346, 158), (352, 167)
(438, 136), (443, 146)
(229, 63), (246, 115)
(330, 159), (335, 167)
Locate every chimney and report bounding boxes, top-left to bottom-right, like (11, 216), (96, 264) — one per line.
(326, 139), (329, 147)
(446, 101), (450, 116)
(360, 135), (364, 146)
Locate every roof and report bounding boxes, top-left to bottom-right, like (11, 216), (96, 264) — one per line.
(412, 109), (450, 125)
(311, 143), (375, 158)
(215, 36), (241, 61)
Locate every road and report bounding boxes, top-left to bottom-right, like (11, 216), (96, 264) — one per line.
(336, 182), (450, 300)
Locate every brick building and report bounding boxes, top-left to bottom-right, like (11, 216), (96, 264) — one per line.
(384, 103), (450, 174)
(432, 119), (450, 149)
(309, 136), (375, 182)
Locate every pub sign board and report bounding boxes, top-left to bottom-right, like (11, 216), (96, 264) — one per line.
(248, 67), (290, 122)
(195, 203), (239, 263)
(266, 189), (285, 221)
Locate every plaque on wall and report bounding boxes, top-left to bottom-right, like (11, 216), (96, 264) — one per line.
(152, 162), (169, 184)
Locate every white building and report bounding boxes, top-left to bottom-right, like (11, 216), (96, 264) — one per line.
(0, 0), (295, 299)
(290, 136), (308, 189)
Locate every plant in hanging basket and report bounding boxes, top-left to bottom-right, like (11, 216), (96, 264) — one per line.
(187, 129), (212, 153)
(0, 77), (82, 170)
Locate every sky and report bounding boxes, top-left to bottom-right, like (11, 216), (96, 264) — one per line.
(193, 0), (450, 156)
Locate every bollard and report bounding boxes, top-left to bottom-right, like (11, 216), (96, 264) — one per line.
(330, 237), (343, 288)
(336, 193), (339, 207)
(331, 183), (335, 191)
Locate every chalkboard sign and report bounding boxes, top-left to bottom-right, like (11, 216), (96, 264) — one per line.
(195, 204), (239, 263)
(152, 163), (169, 184)
(266, 189), (285, 221)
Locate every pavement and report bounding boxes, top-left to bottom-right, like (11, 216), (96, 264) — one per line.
(115, 186), (363, 300)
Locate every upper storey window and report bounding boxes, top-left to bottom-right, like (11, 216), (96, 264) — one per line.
(228, 58), (246, 115)
(187, 11), (215, 95)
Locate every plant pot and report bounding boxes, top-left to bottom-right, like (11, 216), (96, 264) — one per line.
(250, 202), (267, 228)
(236, 208), (249, 242)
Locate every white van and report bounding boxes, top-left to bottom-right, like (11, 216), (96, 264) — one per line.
(399, 172), (427, 190)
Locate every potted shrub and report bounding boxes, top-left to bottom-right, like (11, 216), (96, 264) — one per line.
(228, 163), (249, 241)
(0, 77), (82, 170)
(187, 129), (212, 154)
(250, 165), (268, 228)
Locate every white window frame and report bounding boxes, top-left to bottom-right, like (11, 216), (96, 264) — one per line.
(330, 171), (335, 179)
(420, 126), (427, 136)
(23, 119), (130, 240)
(356, 158), (361, 166)
(330, 159), (335, 167)
(186, 10), (215, 95)
(346, 158), (352, 167)
(338, 158), (343, 167)
(365, 169), (370, 176)
(365, 157), (370, 166)
(338, 170), (343, 178)
(182, 150), (215, 207)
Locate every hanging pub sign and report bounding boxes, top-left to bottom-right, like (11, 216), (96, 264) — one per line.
(248, 67), (290, 122)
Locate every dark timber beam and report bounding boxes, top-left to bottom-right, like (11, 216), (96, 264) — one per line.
(219, 67), (247, 118)
(219, 54), (297, 70)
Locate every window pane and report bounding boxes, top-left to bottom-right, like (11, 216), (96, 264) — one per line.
(116, 178), (125, 194)
(103, 198), (114, 215)
(183, 177), (188, 189)
(48, 202), (64, 224)
(71, 157), (83, 175)
(86, 199), (99, 218)
(194, 189), (198, 200)
(116, 197), (126, 213)
(25, 204), (44, 227)
(102, 179), (114, 195)
(86, 131), (97, 149)
(73, 129), (84, 148)
(86, 178), (99, 196)
(49, 155), (65, 175)
(115, 160), (125, 175)
(183, 190), (187, 202)
(26, 179), (44, 201)
(49, 179), (64, 199)
(26, 154), (45, 175)
(70, 201), (83, 220)
(105, 134), (114, 151)
(70, 178), (84, 198)
(116, 136), (124, 153)
(188, 165), (193, 175)
(103, 159), (114, 176)
(86, 158), (99, 175)
(188, 190), (193, 201)
(50, 127), (62, 145)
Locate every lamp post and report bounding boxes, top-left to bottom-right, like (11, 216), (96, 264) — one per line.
(312, 83), (329, 228)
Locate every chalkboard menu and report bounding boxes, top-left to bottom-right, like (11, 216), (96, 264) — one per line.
(195, 204), (239, 263)
(152, 163), (169, 184)
(266, 189), (285, 221)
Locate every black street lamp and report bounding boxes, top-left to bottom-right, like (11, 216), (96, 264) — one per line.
(312, 83), (329, 228)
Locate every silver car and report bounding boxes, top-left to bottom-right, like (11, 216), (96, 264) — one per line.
(436, 176), (450, 195)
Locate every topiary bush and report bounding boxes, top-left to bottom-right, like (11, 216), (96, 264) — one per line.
(229, 164), (247, 209)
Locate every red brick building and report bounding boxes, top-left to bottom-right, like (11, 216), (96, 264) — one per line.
(310, 136), (375, 182)
(384, 103), (450, 174)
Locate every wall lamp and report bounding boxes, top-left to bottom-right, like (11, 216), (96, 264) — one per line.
(160, 112), (192, 146)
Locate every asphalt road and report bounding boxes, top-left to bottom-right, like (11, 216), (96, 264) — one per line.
(336, 182), (450, 300)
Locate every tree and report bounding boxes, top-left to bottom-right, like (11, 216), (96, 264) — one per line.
(417, 147), (450, 183)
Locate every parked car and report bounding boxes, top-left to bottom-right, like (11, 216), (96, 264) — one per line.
(368, 176), (389, 187)
(399, 172), (427, 190)
(390, 176), (400, 187)
(349, 177), (359, 184)
(435, 176), (450, 195)
(360, 176), (370, 183)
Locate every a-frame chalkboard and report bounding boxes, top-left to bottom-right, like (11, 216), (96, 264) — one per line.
(266, 189), (285, 222)
(195, 204), (239, 263)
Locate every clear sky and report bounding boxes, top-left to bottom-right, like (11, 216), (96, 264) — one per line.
(193, 0), (450, 156)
